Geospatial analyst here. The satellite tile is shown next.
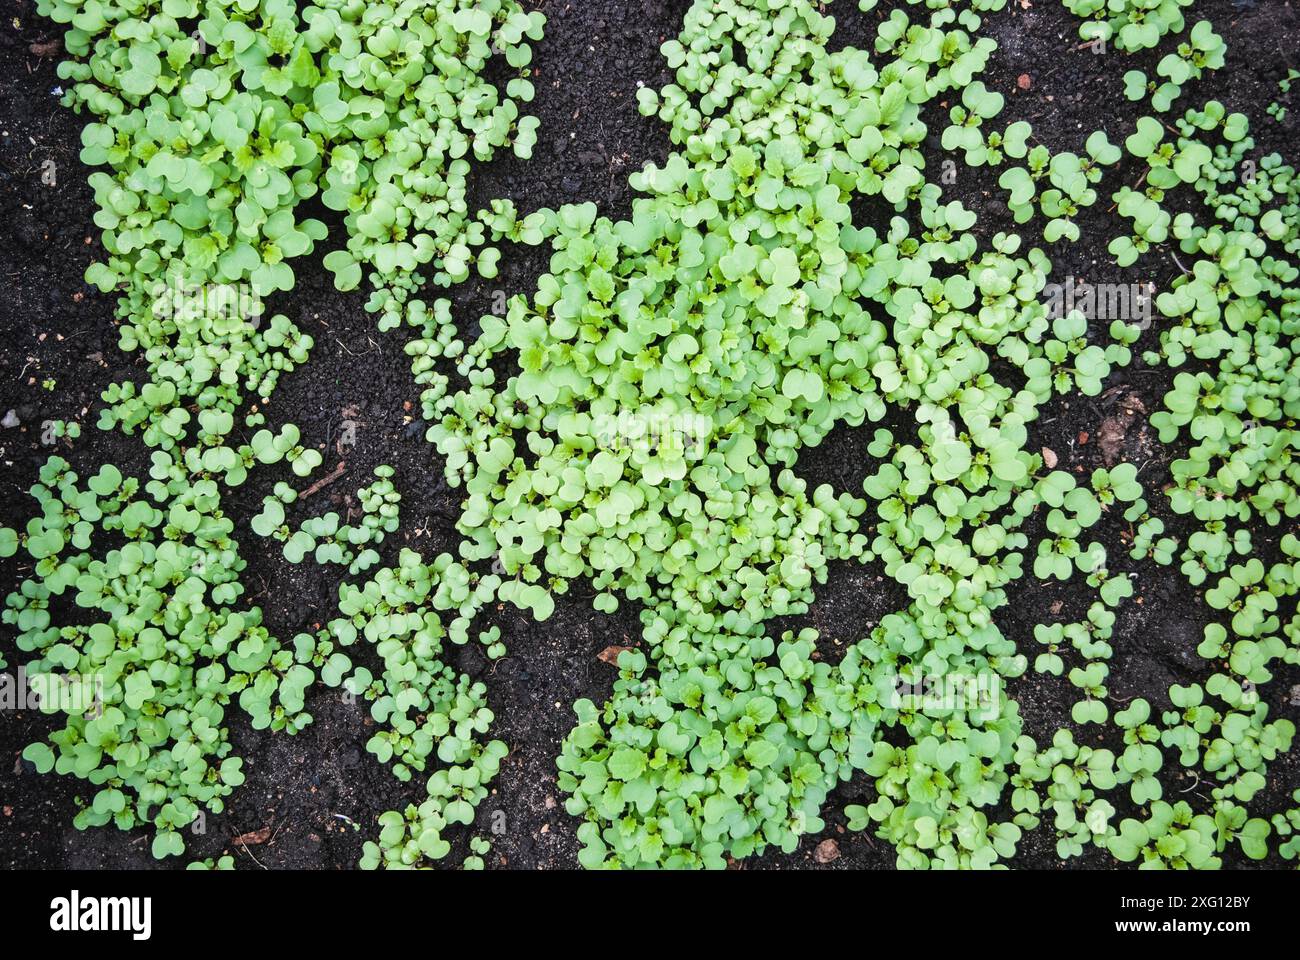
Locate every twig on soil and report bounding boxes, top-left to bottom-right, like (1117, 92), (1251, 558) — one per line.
(238, 840), (267, 870)
(334, 337), (373, 357)
(299, 461), (347, 500)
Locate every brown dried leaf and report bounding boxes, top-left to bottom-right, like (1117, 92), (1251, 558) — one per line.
(597, 645), (635, 666)
(1097, 417), (1129, 466)
(232, 827), (272, 846)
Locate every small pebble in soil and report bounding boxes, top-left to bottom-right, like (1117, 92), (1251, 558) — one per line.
(814, 839), (840, 864)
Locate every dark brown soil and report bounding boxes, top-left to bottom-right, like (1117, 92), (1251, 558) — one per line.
(1, 0), (1297, 870)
